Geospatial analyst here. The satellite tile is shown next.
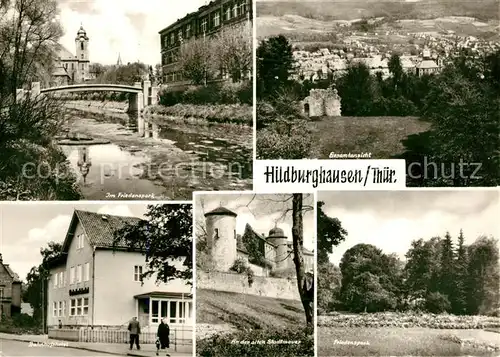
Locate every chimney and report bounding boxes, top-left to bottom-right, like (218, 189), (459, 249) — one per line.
(0, 253), (2, 263)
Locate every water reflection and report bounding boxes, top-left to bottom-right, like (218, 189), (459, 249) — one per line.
(76, 146), (91, 183)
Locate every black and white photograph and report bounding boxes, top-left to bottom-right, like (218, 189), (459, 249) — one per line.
(194, 192), (315, 356)
(316, 189), (500, 356)
(256, 0), (500, 187)
(0, 0), (253, 201)
(0, 203), (193, 356)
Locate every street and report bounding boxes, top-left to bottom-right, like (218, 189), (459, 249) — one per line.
(0, 340), (119, 356)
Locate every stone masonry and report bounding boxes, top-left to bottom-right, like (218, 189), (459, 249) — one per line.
(301, 87), (341, 117)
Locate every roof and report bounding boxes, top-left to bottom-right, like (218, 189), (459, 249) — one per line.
(286, 242), (314, 256)
(52, 66), (70, 77)
(62, 210), (144, 252)
(268, 227), (286, 238)
(417, 59), (439, 69)
(3, 264), (21, 282)
(57, 45), (75, 60)
(204, 207), (237, 217)
(134, 291), (192, 299)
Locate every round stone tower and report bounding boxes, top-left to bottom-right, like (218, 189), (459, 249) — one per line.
(267, 227), (288, 270)
(204, 207), (237, 271)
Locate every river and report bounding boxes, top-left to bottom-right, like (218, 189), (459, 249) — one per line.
(60, 107), (252, 200)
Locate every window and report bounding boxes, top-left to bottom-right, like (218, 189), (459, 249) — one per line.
(58, 272), (63, 287)
(201, 18), (207, 33)
(81, 54), (84, 59)
(70, 299), (76, 316)
(170, 33), (175, 45)
(186, 24), (191, 38)
(83, 297), (89, 315)
(70, 266), (75, 284)
(76, 265), (82, 283)
(62, 301), (66, 316)
(53, 274), (58, 288)
(214, 12), (220, 27)
(71, 63), (74, 70)
(233, 3), (238, 17)
(163, 36), (168, 47)
(177, 29), (182, 43)
(234, 230), (236, 239)
(58, 301), (63, 317)
(214, 228), (219, 238)
(84, 262), (90, 282)
(239, 0), (246, 15)
(169, 301), (177, 324)
(134, 265), (143, 282)
(53, 302), (57, 317)
(80, 42), (84, 51)
(63, 271), (66, 287)
(81, 64), (84, 71)
(76, 298), (82, 315)
(76, 234), (85, 249)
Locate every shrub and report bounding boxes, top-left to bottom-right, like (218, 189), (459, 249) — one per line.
(149, 104), (252, 125)
(257, 120), (312, 159)
(0, 313), (42, 335)
(229, 258), (255, 286)
(425, 292), (451, 314)
(196, 326), (314, 357)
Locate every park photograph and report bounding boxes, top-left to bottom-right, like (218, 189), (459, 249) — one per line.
(255, 0), (500, 187)
(0, 0), (253, 201)
(317, 189), (500, 356)
(194, 192), (315, 357)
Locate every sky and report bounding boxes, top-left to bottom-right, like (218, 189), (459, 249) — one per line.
(0, 203), (149, 281)
(194, 193), (315, 251)
(320, 190), (500, 265)
(57, 0), (208, 65)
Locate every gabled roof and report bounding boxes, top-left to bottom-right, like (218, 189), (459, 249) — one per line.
(3, 264), (21, 283)
(52, 66), (70, 77)
(62, 210), (144, 252)
(57, 44), (75, 60)
(286, 242), (314, 256)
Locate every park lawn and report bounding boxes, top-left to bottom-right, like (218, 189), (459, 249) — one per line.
(196, 289), (305, 331)
(308, 116), (431, 159)
(318, 327), (498, 356)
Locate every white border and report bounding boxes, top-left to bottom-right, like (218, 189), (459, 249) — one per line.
(252, 0), (257, 164)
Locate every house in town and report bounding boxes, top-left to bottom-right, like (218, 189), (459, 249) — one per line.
(51, 25), (92, 86)
(0, 254), (22, 318)
(205, 207), (314, 276)
(46, 210), (192, 332)
(159, 0), (252, 87)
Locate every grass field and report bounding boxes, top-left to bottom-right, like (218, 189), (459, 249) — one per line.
(318, 327), (500, 356)
(196, 289), (306, 330)
(307, 116), (431, 159)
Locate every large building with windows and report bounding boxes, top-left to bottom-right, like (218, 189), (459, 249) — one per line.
(158, 0), (252, 88)
(46, 210), (192, 332)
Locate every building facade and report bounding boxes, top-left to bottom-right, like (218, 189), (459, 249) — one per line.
(52, 26), (91, 86)
(205, 207), (314, 276)
(158, 0), (252, 88)
(0, 254), (22, 319)
(46, 210), (192, 332)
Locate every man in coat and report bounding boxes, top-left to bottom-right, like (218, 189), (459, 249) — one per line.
(156, 318), (170, 356)
(128, 317), (141, 350)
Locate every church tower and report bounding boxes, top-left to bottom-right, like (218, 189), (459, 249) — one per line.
(75, 25), (90, 82)
(204, 207), (237, 271)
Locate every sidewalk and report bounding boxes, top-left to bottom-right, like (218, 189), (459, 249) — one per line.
(0, 333), (192, 357)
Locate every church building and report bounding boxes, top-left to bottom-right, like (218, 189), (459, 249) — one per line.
(204, 206), (314, 276)
(52, 25), (91, 86)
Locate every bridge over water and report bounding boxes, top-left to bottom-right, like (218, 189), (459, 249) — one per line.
(16, 80), (160, 136)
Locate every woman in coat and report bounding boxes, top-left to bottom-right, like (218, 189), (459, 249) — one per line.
(156, 318), (170, 356)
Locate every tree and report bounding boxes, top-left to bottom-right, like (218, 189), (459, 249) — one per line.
(114, 204), (192, 285)
(466, 236), (499, 315)
(23, 241), (63, 328)
(213, 22), (252, 82)
(453, 229), (468, 314)
(89, 63), (105, 80)
(317, 201), (348, 265)
(178, 37), (216, 85)
(439, 231), (455, 312)
(336, 62), (376, 116)
(317, 262), (342, 312)
(0, 0), (63, 98)
(388, 53), (403, 93)
(257, 35), (295, 98)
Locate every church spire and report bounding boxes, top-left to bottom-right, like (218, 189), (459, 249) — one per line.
(117, 52), (122, 66)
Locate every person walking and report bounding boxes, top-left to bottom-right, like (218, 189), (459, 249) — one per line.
(128, 316), (141, 350)
(156, 318), (170, 356)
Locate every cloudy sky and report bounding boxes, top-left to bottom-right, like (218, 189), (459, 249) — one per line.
(195, 193), (315, 251)
(0, 203), (148, 281)
(57, 0), (208, 65)
(320, 190), (500, 265)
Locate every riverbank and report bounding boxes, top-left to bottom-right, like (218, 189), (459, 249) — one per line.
(60, 104), (252, 200)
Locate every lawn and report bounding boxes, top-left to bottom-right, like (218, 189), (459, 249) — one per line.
(196, 288), (306, 331)
(308, 116), (431, 159)
(318, 327), (500, 356)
